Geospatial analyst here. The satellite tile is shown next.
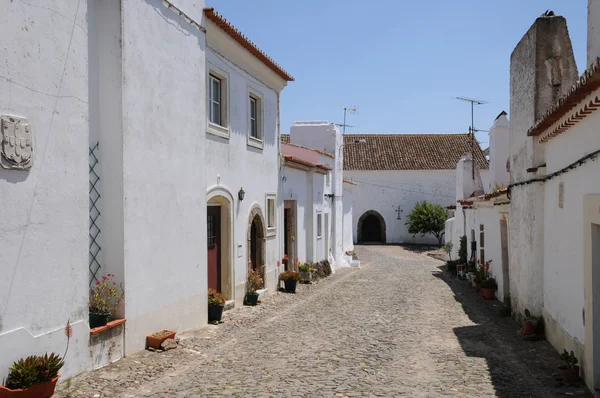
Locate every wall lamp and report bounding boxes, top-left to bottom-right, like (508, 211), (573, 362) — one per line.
(238, 187), (245, 201)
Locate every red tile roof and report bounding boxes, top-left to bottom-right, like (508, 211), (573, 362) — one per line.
(204, 8), (294, 82)
(342, 134), (488, 171)
(281, 141), (334, 158)
(282, 155), (331, 171)
(528, 57), (600, 138)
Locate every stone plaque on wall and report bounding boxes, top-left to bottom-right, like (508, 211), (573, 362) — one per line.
(1, 115), (33, 170)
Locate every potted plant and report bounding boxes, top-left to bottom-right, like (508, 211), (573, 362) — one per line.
(298, 262), (315, 283)
(208, 289), (226, 322)
(522, 309), (541, 336)
(279, 271), (300, 293)
(558, 350), (580, 384)
(245, 269), (263, 306)
(480, 277), (496, 299)
(146, 330), (177, 350)
(89, 273), (124, 328)
(1, 321), (71, 397)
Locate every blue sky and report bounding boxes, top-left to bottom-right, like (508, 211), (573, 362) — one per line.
(206, 0), (588, 148)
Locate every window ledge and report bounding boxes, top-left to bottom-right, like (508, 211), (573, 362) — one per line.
(247, 136), (264, 149)
(208, 123), (230, 139)
(90, 319), (126, 335)
(266, 227), (276, 237)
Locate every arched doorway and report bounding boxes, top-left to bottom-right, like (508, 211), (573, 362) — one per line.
(357, 210), (386, 243)
(247, 205), (266, 282)
(207, 187), (234, 301)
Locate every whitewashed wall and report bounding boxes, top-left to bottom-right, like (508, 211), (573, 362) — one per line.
(541, 93), (600, 348)
(205, 23), (287, 304)
(343, 183), (355, 253)
(0, 0), (90, 379)
(118, 0), (208, 353)
(488, 114), (510, 189)
(345, 170), (460, 244)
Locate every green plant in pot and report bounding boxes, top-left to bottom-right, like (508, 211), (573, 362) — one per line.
(480, 276), (496, 300)
(89, 273), (124, 328)
(298, 262), (315, 283)
(207, 289), (226, 322)
(279, 271), (300, 293)
(521, 308), (542, 337)
(1, 321), (71, 397)
(245, 269), (263, 306)
(558, 350), (580, 384)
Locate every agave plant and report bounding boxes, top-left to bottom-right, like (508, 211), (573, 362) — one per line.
(5, 355), (40, 390)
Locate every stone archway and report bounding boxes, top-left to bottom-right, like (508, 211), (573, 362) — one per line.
(247, 204), (266, 282)
(357, 210), (386, 243)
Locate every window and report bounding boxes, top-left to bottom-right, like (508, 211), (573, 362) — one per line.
(326, 172), (331, 186)
(247, 87), (264, 148)
(250, 96), (258, 139)
(317, 213), (322, 238)
(209, 75), (221, 126)
(207, 65), (229, 138)
(479, 224), (485, 263)
(266, 193), (276, 237)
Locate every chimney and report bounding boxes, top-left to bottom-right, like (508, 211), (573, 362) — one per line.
(589, 0), (600, 67)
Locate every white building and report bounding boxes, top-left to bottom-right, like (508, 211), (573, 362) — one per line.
(0, 0), (293, 381)
(445, 112), (511, 302)
(343, 134), (489, 245)
(203, 8), (293, 307)
(282, 122), (355, 268)
(280, 143), (334, 266)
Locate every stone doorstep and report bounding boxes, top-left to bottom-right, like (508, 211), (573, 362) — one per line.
(256, 288), (269, 299)
(350, 260), (361, 268)
(224, 300), (235, 312)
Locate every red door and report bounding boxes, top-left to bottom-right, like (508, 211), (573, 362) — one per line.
(207, 206), (221, 292)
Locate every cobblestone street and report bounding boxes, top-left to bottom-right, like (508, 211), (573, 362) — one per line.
(57, 246), (588, 397)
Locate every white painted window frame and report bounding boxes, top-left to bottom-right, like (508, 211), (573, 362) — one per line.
(266, 193), (276, 237)
(207, 63), (230, 139)
(247, 85), (264, 149)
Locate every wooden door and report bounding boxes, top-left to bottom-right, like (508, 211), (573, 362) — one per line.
(207, 206), (221, 292)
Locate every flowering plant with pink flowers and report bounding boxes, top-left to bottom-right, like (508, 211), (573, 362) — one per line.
(89, 274), (124, 314)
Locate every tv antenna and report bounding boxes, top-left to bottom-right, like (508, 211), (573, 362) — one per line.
(455, 96), (488, 180)
(336, 105), (358, 134)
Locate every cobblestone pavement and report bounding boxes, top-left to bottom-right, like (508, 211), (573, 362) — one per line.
(57, 246), (590, 397)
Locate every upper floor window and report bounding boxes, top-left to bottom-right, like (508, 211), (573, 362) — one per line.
(317, 213), (323, 238)
(326, 172), (331, 186)
(247, 86), (264, 149)
(209, 75), (222, 126)
(207, 65), (229, 139)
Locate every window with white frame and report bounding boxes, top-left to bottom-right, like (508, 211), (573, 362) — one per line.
(266, 194), (276, 236)
(247, 87), (264, 148)
(209, 74), (222, 126)
(317, 213), (322, 238)
(207, 66), (229, 138)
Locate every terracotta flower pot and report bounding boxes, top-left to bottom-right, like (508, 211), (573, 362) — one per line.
(0, 375), (60, 398)
(476, 283), (481, 292)
(146, 330), (176, 350)
(558, 365), (580, 384)
(481, 287), (495, 300)
(522, 321), (537, 336)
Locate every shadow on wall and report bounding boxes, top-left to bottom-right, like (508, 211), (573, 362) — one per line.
(432, 270), (588, 397)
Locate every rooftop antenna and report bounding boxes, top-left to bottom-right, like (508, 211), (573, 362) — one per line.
(336, 105), (358, 134)
(455, 96), (488, 180)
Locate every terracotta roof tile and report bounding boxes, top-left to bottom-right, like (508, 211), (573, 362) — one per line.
(281, 135), (290, 144)
(528, 57), (600, 137)
(342, 134), (488, 171)
(204, 8), (294, 82)
(282, 155), (331, 171)
(281, 141), (334, 158)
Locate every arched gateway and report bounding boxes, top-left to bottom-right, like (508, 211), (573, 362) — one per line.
(357, 210), (386, 244)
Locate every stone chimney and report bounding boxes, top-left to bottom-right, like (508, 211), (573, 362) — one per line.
(589, 0), (600, 67)
(488, 111), (510, 189)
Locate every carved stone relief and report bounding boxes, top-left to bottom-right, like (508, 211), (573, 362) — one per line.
(1, 115), (33, 170)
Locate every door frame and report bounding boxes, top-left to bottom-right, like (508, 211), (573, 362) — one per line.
(207, 186), (235, 301)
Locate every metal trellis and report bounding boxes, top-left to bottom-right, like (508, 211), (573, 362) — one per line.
(89, 142), (102, 285)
